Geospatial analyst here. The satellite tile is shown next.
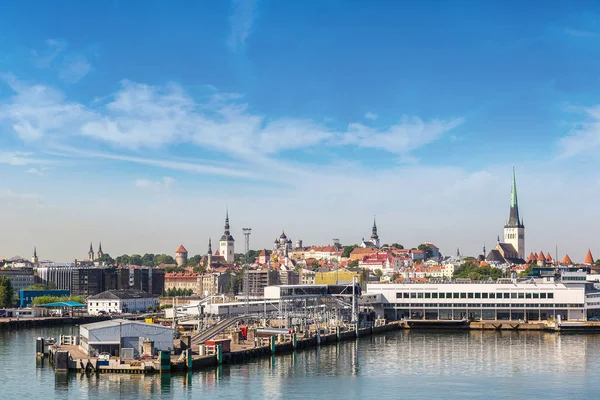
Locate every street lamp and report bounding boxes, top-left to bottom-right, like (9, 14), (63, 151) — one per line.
(242, 228), (252, 314)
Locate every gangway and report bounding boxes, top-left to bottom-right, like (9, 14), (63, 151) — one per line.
(191, 315), (245, 345)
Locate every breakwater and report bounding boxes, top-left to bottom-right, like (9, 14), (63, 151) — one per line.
(0, 316), (110, 331)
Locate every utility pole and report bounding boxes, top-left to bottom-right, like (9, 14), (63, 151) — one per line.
(243, 228), (252, 316)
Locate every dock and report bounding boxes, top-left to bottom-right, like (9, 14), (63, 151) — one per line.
(39, 317), (600, 375)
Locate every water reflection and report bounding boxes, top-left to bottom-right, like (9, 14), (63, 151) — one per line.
(4, 328), (600, 399)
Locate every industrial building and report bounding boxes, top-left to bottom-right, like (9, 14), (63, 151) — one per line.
(79, 319), (174, 357)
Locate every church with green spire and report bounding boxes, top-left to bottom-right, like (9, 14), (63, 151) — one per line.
(503, 167), (525, 259)
(485, 169), (526, 265)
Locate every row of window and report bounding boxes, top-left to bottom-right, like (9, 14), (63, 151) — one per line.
(391, 303), (583, 308)
(396, 292), (555, 300)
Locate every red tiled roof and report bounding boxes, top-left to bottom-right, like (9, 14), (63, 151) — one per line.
(307, 246), (337, 252)
(526, 252), (536, 263)
(545, 253), (552, 262)
(537, 251), (545, 261)
(585, 249), (594, 264)
(562, 254), (573, 264)
(176, 245), (188, 253)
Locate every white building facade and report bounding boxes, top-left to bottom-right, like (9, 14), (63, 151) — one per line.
(366, 279), (589, 322)
(87, 289), (159, 315)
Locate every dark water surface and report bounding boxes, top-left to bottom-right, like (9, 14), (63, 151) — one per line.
(1, 327), (599, 399)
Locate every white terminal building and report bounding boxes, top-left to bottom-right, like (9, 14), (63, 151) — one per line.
(366, 272), (600, 321)
(87, 289), (159, 315)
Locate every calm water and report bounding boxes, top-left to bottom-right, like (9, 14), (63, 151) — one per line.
(1, 326), (600, 399)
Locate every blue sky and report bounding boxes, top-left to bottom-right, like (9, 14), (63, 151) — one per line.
(1, 0), (600, 261)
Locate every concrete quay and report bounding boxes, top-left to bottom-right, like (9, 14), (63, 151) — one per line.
(0, 315), (110, 331)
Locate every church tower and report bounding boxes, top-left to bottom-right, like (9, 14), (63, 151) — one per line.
(371, 216), (380, 248)
(88, 243), (94, 261)
(31, 247), (38, 265)
(207, 237), (213, 267)
(219, 210), (235, 263)
(97, 242), (104, 259)
(503, 168), (525, 259)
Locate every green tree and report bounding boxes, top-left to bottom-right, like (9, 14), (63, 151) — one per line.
(0, 276), (14, 307)
(518, 266), (534, 278)
(453, 261), (503, 281)
(24, 283), (56, 290)
(342, 245), (359, 258)
(391, 243), (404, 249)
(155, 254), (175, 265)
(129, 254), (143, 266)
(141, 253), (155, 267)
(333, 242), (342, 250)
(187, 255), (202, 267)
(97, 253), (115, 265)
(311, 261), (320, 269)
(246, 249), (260, 264)
(418, 244), (434, 259)
(115, 254), (131, 266)
(348, 260), (359, 268)
(374, 269), (384, 279)
(164, 266), (186, 273)
(31, 295), (85, 306)
(193, 264), (206, 274)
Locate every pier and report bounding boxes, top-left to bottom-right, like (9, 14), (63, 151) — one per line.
(39, 316), (600, 376)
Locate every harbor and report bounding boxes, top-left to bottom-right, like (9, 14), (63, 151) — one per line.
(35, 314), (600, 376)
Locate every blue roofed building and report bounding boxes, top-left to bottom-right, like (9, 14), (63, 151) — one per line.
(19, 289), (70, 307)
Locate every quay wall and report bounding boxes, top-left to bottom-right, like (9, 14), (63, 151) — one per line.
(0, 316), (110, 331)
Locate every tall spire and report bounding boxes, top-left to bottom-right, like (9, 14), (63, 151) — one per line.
(34, 246), (37, 258)
(371, 216), (378, 239)
(89, 242), (93, 253)
(98, 242), (103, 253)
(507, 166), (523, 227)
(208, 237), (212, 255)
(220, 209), (234, 242)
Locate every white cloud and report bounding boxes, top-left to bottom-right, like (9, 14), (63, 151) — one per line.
(31, 40), (91, 83)
(0, 151), (49, 166)
(59, 55), (92, 83)
(343, 116), (464, 155)
(135, 177), (175, 192)
(565, 28), (599, 38)
(365, 112), (378, 120)
(31, 39), (67, 68)
(0, 78), (462, 170)
(228, 0), (257, 52)
(557, 105), (600, 159)
(25, 167), (47, 176)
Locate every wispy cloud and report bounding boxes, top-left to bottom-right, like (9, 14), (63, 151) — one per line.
(557, 105), (600, 159)
(31, 39), (92, 83)
(565, 28), (599, 38)
(47, 144), (258, 180)
(59, 55), (92, 83)
(135, 177), (175, 192)
(0, 188), (43, 206)
(0, 151), (50, 166)
(365, 112), (378, 120)
(25, 167), (47, 176)
(228, 0), (257, 52)
(342, 116), (464, 156)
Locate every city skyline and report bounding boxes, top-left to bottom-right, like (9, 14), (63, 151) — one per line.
(2, 1), (600, 261)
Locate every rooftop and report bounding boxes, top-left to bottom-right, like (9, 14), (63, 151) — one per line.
(87, 289), (158, 300)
